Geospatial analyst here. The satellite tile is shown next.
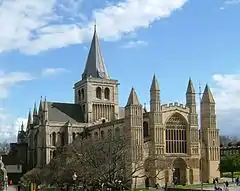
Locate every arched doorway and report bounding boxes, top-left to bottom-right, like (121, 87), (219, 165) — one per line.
(173, 158), (187, 185)
(145, 177), (149, 188)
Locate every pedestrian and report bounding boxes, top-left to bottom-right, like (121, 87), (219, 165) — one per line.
(225, 181), (229, 187)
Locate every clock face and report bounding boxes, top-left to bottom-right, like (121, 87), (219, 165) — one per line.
(98, 71), (105, 78)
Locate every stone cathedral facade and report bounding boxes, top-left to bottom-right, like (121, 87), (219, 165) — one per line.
(23, 27), (220, 187)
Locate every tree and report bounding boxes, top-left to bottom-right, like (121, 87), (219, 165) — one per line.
(43, 133), (160, 190)
(0, 141), (10, 155)
(219, 153), (240, 182)
(67, 135), (144, 189)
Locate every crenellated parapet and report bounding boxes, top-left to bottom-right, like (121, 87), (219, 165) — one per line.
(161, 102), (189, 113)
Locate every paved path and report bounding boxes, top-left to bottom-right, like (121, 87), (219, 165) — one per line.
(7, 185), (17, 191)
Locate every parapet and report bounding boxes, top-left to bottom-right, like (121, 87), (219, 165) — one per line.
(161, 102), (188, 112)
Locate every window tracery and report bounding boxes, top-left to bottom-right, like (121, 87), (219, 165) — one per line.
(166, 113), (187, 153)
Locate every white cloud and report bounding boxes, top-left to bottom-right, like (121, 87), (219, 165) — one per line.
(220, 0), (240, 10)
(224, 0), (240, 5)
(0, 71), (35, 99)
(0, 0), (187, 54)
(211, 73), (240, 136)
(0, 70), (32, 142)
(122, 40), (148, 48)
(41, 68), (68, 76)
(212, 74), (240, 111)
(0, 107), (27, 142)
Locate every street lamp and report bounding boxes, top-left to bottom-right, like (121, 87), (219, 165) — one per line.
(72, 172), (77, 191)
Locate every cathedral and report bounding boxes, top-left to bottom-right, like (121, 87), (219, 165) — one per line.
(23, 26), (220, 187)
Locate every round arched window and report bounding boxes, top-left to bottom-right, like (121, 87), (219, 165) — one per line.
(96, 87), (102, 99)
(104, 88), (110, 100)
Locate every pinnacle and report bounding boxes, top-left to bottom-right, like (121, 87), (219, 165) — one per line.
(150, 74), (160, 91)
(201, 84), (215, 104)
(33, 102), (37, 115)
(27, 110), (32, 126)
(186, 77), (195, 94)
(126, 87), (141, 106)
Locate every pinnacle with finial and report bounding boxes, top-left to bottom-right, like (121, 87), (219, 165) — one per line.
(201, 84), (215, 103)
(126, 87), (141, 106)
(186, 77), (195, 94)
(150, 74), (160, 91)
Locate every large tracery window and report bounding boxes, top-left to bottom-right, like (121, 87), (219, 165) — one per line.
(166, 113), (187, 153)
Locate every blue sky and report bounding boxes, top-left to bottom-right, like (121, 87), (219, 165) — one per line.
(0, 0), (240, 141)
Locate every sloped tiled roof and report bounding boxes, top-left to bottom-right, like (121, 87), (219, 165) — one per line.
(47, 102), (84, 123)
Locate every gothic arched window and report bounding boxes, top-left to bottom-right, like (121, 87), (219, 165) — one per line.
(104, 88), (110, 100)
(166, 113), (187, 153)
(96, 87), (102, 99)
(143, 121), (149, 138)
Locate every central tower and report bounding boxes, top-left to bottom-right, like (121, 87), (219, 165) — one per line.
(74, 25), (119, 123)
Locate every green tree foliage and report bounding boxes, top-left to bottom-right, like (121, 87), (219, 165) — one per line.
(219, 153), (240, 181)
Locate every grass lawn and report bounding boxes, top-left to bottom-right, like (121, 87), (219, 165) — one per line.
(222, 171), (240, 178)
(174, 183), (213, 189)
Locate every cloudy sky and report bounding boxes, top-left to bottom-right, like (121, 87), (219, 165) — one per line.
(0, 0), (240, 142)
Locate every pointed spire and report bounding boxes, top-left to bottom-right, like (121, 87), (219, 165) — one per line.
(82, 24), (109, 80)
(27, 109), (33, 126)
(21, 121), (24, 131)
(33, 102), (37, 116)
(39, 96), (43, 111)
(150, 74), (160, 91)
(126, 87), (141, 106)
(186, 77), (195, 94)
(44, 96), (48, 112)
(201, 84), (215, 103)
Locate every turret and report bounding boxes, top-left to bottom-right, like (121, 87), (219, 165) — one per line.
(200, 84), (220, 182)
(186, 78), (199, 156)
(43, 97), (48, 122)
(201, 84), (216, 129)
(186, 78), (196, 113)
(149, 75), (164, 186)
(17, 122), (26, 144)
(38, 97), (44, 124)
(126, 87), (141, 106)
(150, 74), (161, 112)
(33, 102), (38, 125)
(124, 87), (144, 188)
(27, 109), (33, 130)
